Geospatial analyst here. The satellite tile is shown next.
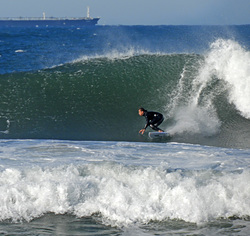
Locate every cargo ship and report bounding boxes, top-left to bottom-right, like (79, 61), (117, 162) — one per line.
(0, 7), (100, 27)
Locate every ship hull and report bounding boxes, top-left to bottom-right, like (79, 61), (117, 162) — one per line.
(0, 18), (100, 27)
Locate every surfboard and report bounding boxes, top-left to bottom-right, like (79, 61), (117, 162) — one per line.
(148, 132), (171, 139)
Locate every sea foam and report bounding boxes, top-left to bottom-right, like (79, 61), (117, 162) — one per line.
(1, 162), (250, 226)
(166, 39), (250, 136)
(205, 39), (250, 119)
(0, 140), (250, 226)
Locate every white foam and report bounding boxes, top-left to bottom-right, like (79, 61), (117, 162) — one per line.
(167, 105), (220, 135)
(0, 119), (10, 134)
(204, 39), (250, 119)
(15, 50), (26, 53)
(0, 163), (250, 225)
(0, 140), (249, 226)
(166, 39), (250, 135)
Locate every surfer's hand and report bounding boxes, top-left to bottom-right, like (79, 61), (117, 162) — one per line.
(139, 129), (145, 134)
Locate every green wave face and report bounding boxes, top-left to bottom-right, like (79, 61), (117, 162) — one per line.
(1, 51), (249, 148)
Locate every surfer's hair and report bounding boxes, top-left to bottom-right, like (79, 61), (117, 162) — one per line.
(139, 107), (146, 112)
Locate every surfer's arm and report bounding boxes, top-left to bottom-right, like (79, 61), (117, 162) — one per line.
(144, 117), (150, 130)
(139, 111), (149, 134)
(139, 121), (149, 135)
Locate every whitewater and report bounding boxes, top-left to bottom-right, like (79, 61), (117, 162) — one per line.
(0, 25), (250, 235)
(0, 140), (250, 235)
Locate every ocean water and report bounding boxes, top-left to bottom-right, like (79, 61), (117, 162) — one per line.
(0, 25), (250, 235)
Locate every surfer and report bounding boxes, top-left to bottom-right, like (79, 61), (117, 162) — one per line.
(138, 107), (164, 135)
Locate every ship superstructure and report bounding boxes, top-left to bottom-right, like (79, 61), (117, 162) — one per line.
(0, 7), (100, 27)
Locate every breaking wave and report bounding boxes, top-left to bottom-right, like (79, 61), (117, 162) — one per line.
(0, 39), (249, 148)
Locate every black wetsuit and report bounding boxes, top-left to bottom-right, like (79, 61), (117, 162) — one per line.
(143, 111), (164, 132)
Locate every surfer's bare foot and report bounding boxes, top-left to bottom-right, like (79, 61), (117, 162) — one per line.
(158, 130), (164, 132)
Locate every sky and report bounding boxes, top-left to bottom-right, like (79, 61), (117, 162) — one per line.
(0, 0), (249, 25)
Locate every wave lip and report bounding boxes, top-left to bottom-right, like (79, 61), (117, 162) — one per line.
(72, 47), (164, 63)
(164, 39), (250, 148)
(207, 39), (250, 119)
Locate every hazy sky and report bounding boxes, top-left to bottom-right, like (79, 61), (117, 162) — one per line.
(0, 0), (249, 25)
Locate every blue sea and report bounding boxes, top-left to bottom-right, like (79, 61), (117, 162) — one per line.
(0, 24), (250, 235)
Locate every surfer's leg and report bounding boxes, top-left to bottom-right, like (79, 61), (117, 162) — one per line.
(150, 124), (164, 132)
(150, 117), (164, 132)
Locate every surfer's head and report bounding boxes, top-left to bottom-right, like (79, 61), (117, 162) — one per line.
(138, 107), (146, 116)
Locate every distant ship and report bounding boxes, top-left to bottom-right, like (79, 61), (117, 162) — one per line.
(0, 7), (100, 27)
